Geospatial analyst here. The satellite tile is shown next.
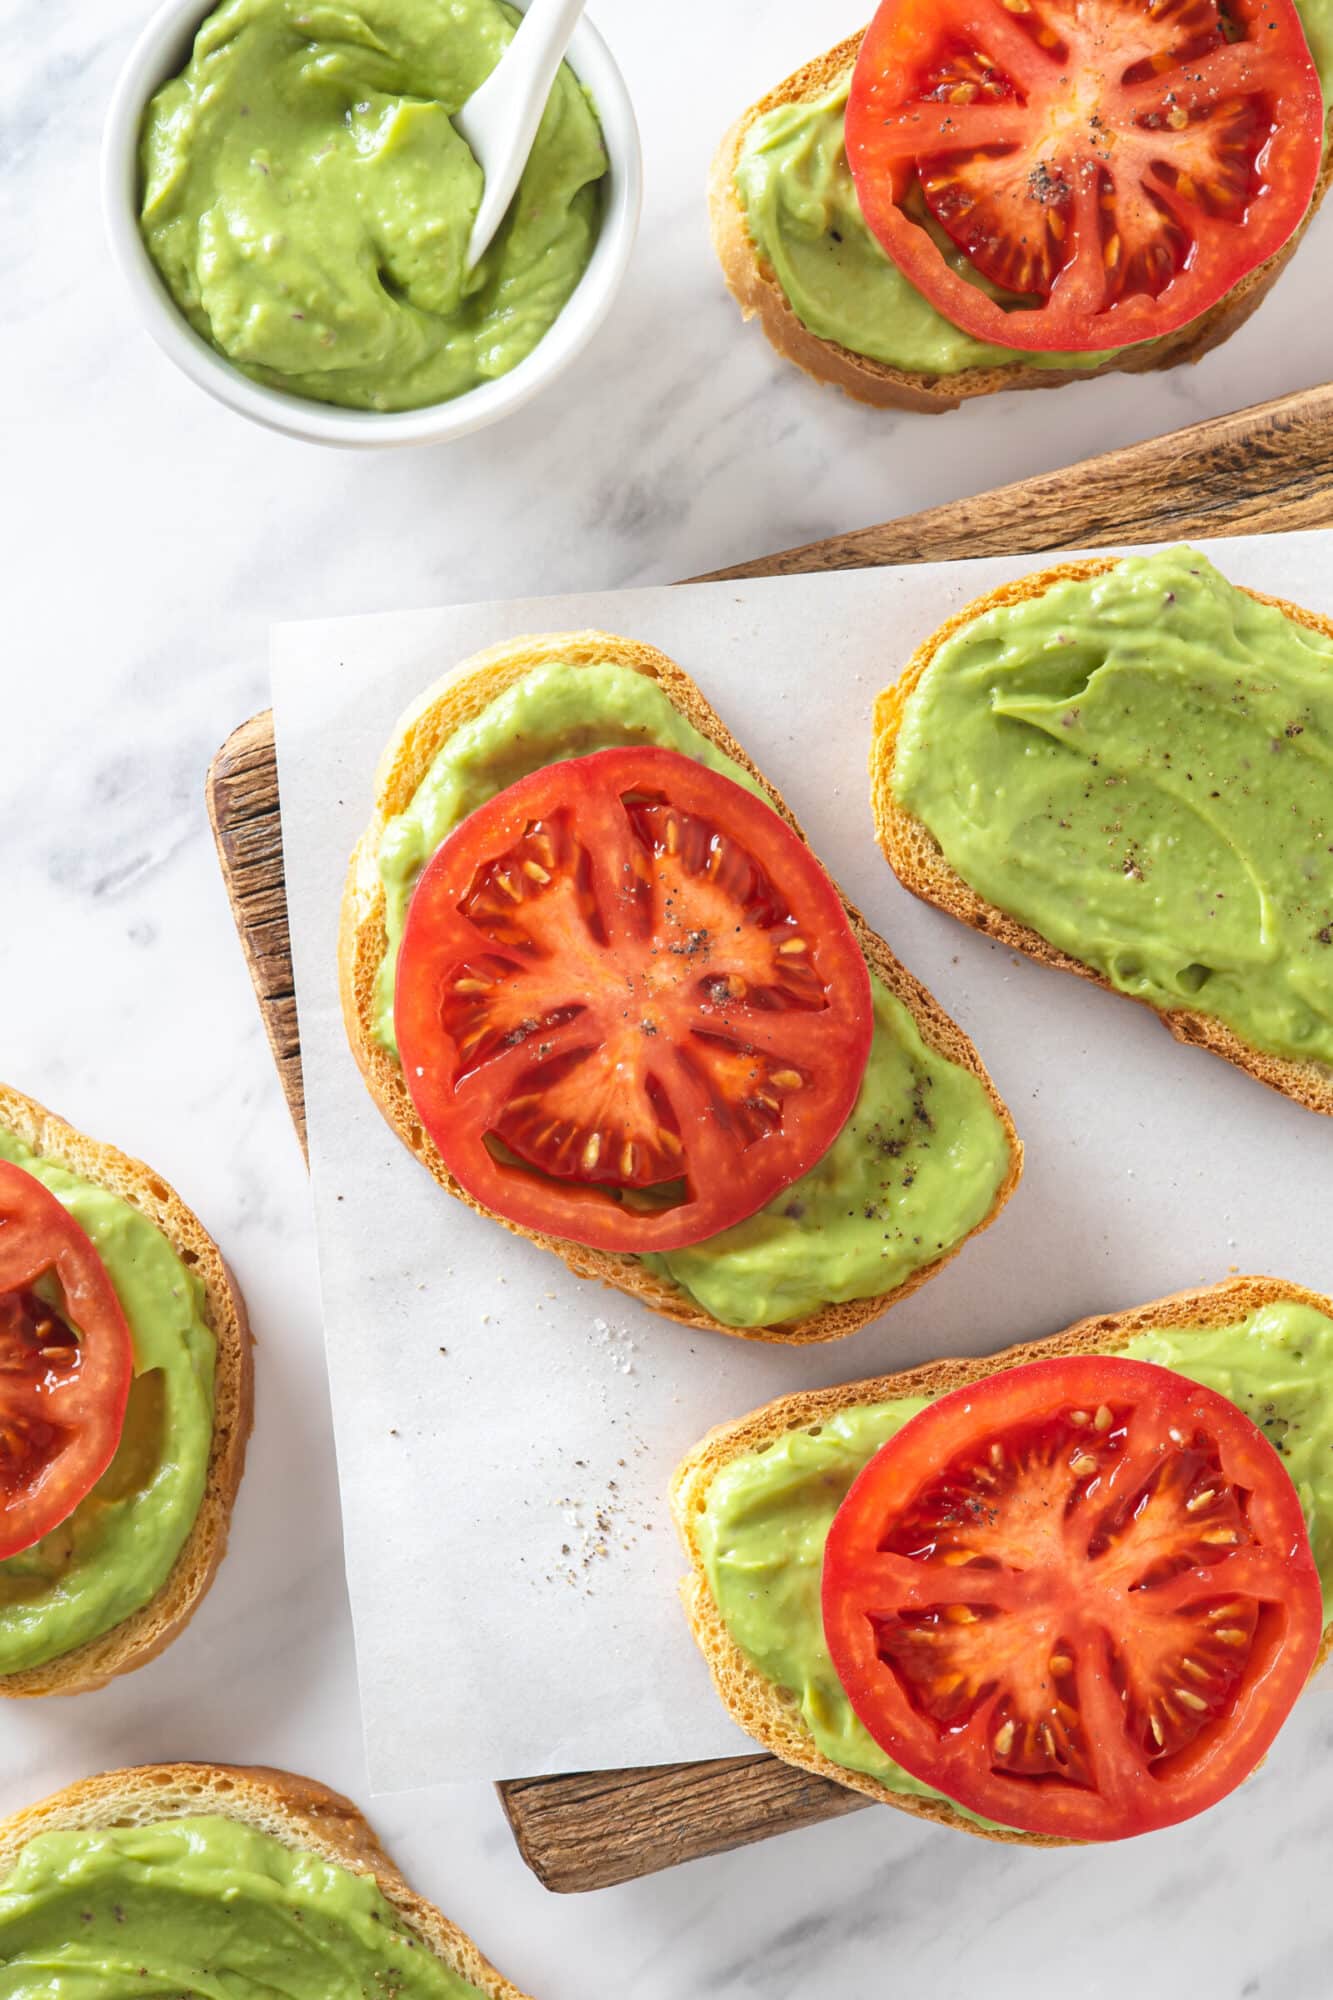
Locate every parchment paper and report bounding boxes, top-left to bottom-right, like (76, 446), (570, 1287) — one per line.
(273, 530), (1333, 1791)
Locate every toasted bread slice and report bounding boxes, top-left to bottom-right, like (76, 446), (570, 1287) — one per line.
(711, 34), (1333, 413)
(870, 560), (1333, 1116)
(340, 631), (1021, 1343)
(673, 1274), (1333, 1846)
(0, 1084), (253, 1696)
(0, 1761), (529, 1999)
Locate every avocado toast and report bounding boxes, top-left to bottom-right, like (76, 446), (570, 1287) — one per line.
(341, 632), (1022, 1341)
(0, 1083), (251, 1696)
(674, 1276), (1333, 1842)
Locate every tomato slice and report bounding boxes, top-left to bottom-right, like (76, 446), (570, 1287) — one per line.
(822, 1355), (1323, 1839)
(394, 746), (874, 1253)
(0, 1161), (134, 1561)
(845, 0), (1324, 353)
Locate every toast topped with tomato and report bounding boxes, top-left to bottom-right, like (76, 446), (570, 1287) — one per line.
(674, 1276), (1333, 1843)
(339, 632), (1021, 1341)
(0, 1083), (251, 1696)
(712, 2), (1333, 411)
(0, 1762), (530, 1998)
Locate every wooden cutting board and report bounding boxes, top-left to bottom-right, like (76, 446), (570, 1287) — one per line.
(207, 382), (1333, 1893)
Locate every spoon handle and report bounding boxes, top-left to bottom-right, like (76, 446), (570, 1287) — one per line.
(458, 0), (590, 269)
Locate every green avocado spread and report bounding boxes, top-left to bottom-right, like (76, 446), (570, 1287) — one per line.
(372, 659), (1012, 1327)
(0, 1131), (214, 1674)
(138, 0), (607, 412)
(699, 1299), (1333, 1812)
(0, 1816), (483, 1998)
(891, 546), (1333, 1068)
(734, 8), (1331, 378)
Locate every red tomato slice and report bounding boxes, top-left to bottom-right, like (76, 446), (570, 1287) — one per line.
(845, 0), (1324, 352)
(822, 1355), (1323, 1839)
(395, 746), (874, 1253)
(0, 1162), (134, 1561)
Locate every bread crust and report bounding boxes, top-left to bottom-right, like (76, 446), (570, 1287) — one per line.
(710, 34), (1333, 412)
(672, 1274), (1333, 1846)
(0, 1084), (253, 1696)
(870, 560), (1333, 1116)
(339, 632), (1022, 1343)
(0, 1760), (530, 2000)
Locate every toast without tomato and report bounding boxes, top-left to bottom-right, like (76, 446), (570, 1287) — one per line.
(870, 559), (1333, 1116)
(672, 1274), (1333, 1845)
(0, 1762), (530, 2000)
(0, 1083), (252, 1698)
(711, 34), (1333, 413)
(339, 631), (1021, 1343)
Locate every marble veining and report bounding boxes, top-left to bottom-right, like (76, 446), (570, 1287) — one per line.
(6, 0), (1333, 1992)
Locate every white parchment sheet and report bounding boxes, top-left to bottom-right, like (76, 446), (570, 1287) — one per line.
(273, 530), (1333, 1793)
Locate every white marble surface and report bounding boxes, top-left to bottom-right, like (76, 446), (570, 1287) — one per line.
(5, 0), (1333, 1992)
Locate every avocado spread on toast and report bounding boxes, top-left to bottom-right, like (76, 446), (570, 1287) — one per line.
(0, 1130), (214, 1673)
(891, 547), (1333, 1067)
(0, 1816), (483, 1997)
(371, 660), (1011, 1327)
(699, 1299), (1333, 1813)
(734, 10), (1332, 378)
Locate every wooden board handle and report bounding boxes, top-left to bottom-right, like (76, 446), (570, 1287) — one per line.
(700, 381), (1333, 579)
(499, 1757), (869, 1893)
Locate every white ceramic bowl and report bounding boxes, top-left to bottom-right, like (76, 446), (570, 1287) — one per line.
(102, 0), (642, 448)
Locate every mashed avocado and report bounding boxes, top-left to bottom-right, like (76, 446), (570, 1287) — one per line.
(891, 546), (1333, 1068)
(0, 1131), (214, 1674)
(139, 0), (607, 412)
(734, 7), (1332, 378)
(0, 1816), (483, 1998)
(639, 979), (1010, 1328)
(699, 1299), (1333, 1809)
(372, 659), (1012, 1327)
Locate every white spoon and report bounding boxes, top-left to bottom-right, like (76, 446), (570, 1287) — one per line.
(456, 0), (590, 270)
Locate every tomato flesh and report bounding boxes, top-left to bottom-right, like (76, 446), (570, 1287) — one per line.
(395, 746), (874, 1254)
(845, 0), (1324, 352)
(0, 1162), (134, 1561)
(822, 1355), (1323, 1839)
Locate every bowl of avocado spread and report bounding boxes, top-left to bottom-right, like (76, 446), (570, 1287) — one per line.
(102, 0), (641, 445)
